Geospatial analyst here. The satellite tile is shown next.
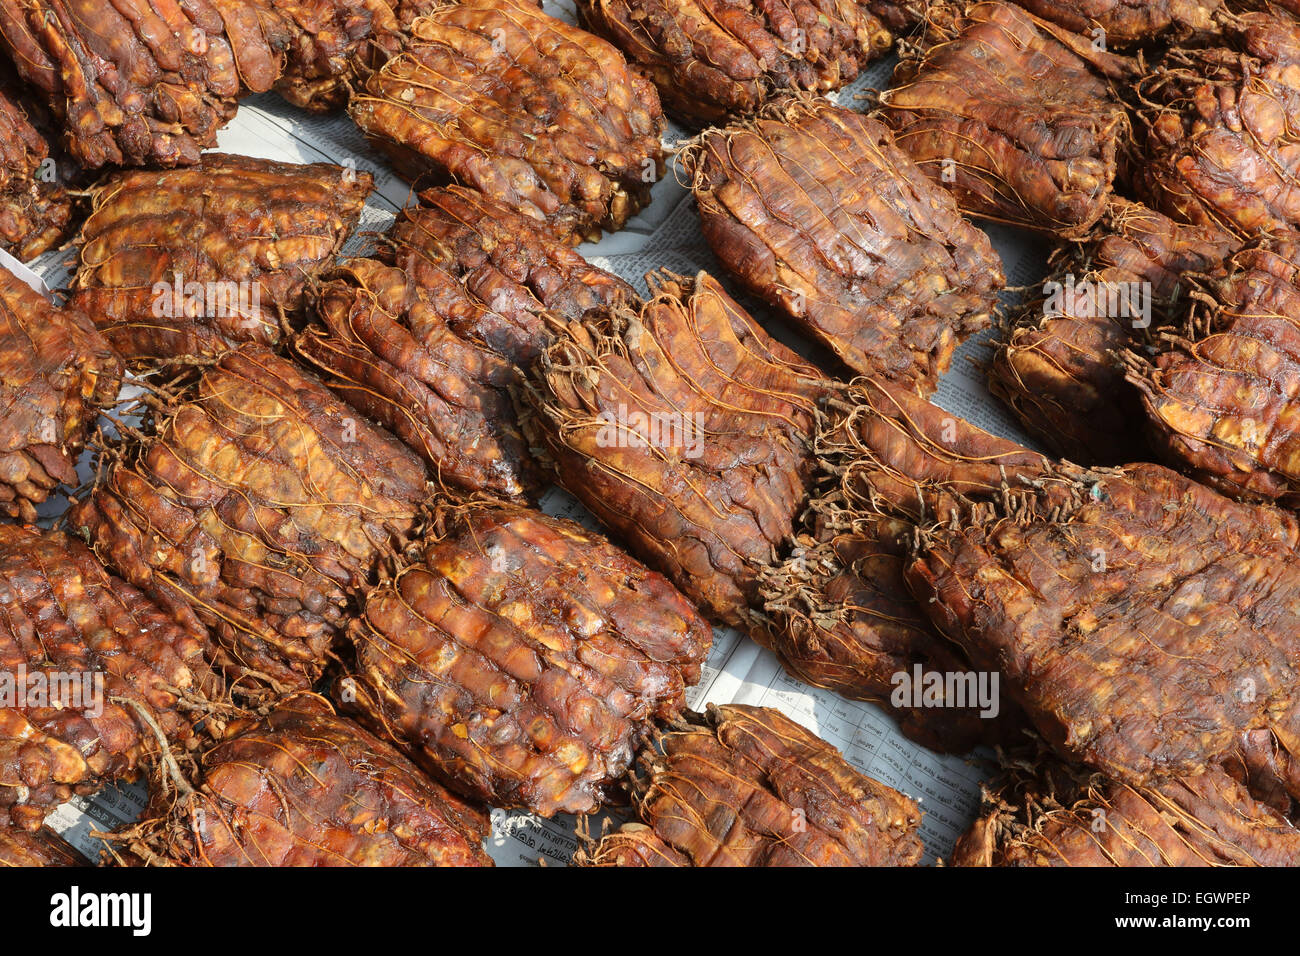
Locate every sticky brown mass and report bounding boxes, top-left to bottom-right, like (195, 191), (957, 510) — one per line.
(1088, 199), (1237, 306)
(384, 186), (638, 368)
(819, 378), (1051, 524)
(990, 200), (1235, 465)
(70, 345), (429, 693)
(0, 525), (221, 831)
(578, 704), (924, 866)
(0, 267), (121, 523)
(1228, 727), (1300, 820)
(865, 1), (924, 33)
(575, 0), (893, 126)
(0, 826), (84, 866)
(759, 510), (1009, 754)
(146, 694), (493, 866)
(992, 275), (1142, 466)
(1132, 8), (1300, 238)
(0, 0), (283, 168)
(269, 0), (442, 112)
(295, 257), (542, 500)
(684, 96), (1003, 389)
(0, 76), (72, 261)
(878, 1), (1133, 239)
(1009, 0), (1221, 45)
(349, 0), (666, 244)
(1126, 232), (1300, 502)
(758, 379), (1047, 753)
(342, 499), (713, 817)
(0, 0), (454, 167)
(69, 154), (371, 364)
(525, 270), (826, 636)
(294, 186), (636, 500)
(952, 764), (1300, 866)
(908, 461), (1300, 805)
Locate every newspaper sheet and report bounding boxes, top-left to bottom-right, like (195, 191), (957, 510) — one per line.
(12, 0), (1058, 867)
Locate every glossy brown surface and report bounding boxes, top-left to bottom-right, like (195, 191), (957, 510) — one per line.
(344, 500), (712, 816)
(685, 97), (1003, 388)
(386, 185), (637, 367)
(0, 826), (83, 865)
(992, 284), (1138, 466)
(271, 0), (440, 112)
(820, 378), (1051, 523)
(760, 508), (1008, 753)
(576, 0), (892, 126)
(0, 525), (220, 830)
(879, 2), (1132, 239)
(953, 766), (1300, 866)
(71, 345), (429, 692)
(526, 271), (825, 634)
(1133, 15), (1300, 238)
(296, 257), (541, 500)
(0, 79), (71, 261)
(70, 154), (371, 364)
(350, 0), (666, 244)
(1010, 0), (1220, 44)
(1090, 199), (1237, 304)
(0, 0), (449, 167)
(580, 704), (923, 866)
(1229, 728), (1300, 820)
(866, 0), (922, 31)
(295, 187), (637, 499)
(990, 201), (1234, 464)
(157, 694), (493, 866)
(1128, 233), (1300, 501)
(0, 0), (276, 168)
(1221, 4), (1300, 76)
(0, 268), (121, 522)
(909, 462), (1300, 802)
(758, 379), (1043, 750)
(0, 181), (69, 264)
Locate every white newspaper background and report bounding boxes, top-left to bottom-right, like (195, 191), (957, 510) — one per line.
(13, 0), (1058, 866)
